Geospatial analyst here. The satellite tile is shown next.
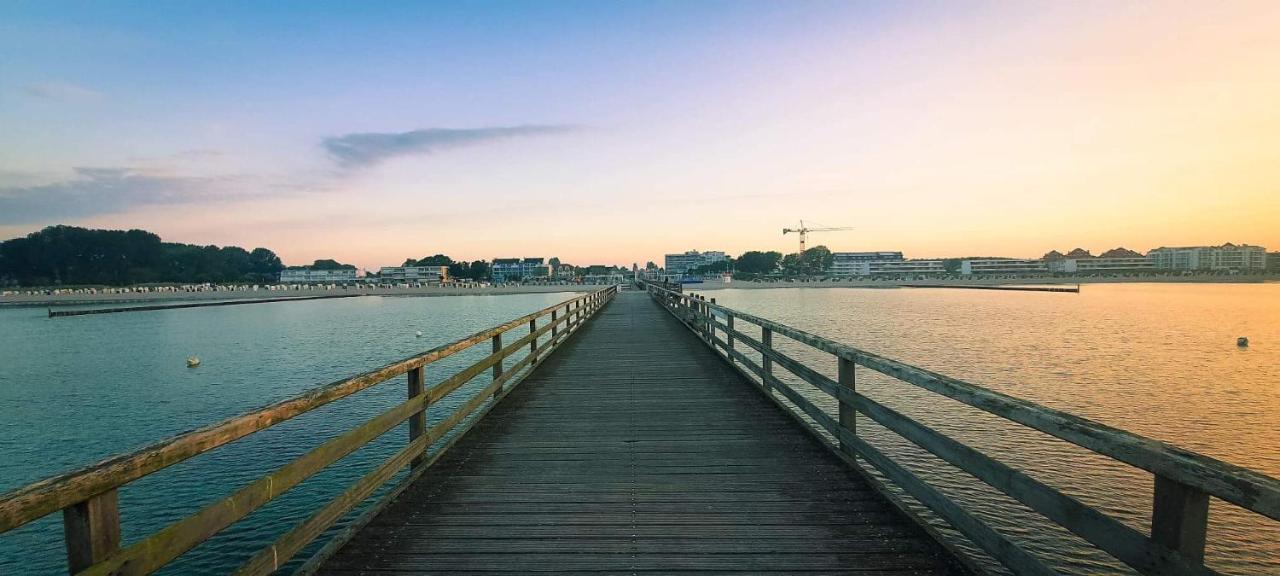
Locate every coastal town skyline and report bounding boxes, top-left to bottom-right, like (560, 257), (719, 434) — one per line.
(3, 2), (1279, 268)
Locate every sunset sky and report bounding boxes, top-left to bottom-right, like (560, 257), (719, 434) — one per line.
(2, 1), (1278, 269)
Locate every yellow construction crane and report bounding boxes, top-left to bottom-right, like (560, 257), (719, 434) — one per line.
(782, 220), (853, 252)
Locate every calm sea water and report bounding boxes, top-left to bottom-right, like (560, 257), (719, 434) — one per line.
(706, 283), (1280, 575)
(0, 292), (576, 575)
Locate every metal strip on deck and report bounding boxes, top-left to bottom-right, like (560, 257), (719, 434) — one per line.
(318, 291), (963, 575)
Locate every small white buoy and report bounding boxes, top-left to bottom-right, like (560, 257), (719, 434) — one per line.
(186, 356), (201, 368)
(415, 331), (423, 338)
(1237, 337), (1249, 347)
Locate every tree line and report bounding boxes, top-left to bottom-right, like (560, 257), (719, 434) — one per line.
(0, 226), (287, 287)
(686, 246), (835, 277)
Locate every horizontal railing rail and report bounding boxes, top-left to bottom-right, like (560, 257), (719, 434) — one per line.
(640, 279), (1279, 576)
(0, 285), (618, 575)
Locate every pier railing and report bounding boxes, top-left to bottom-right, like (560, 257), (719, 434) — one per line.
(0, 285), (617, 575)
(642, 280), (1280, 576)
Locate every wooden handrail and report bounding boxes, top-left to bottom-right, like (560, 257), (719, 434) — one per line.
(640, 280), (1278, 576)
(0, 285), (618, 574)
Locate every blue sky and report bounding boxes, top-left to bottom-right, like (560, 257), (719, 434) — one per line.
(2, 1), (1277, 267)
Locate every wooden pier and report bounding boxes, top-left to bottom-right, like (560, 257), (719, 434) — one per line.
(316, 290), (962, 575)
(2, 283), (1279, 575)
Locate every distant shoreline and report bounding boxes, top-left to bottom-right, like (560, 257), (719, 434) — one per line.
(0, 284), (605, 308)
(673, 274), (1277, 291)
(3, 275), (1275, 307)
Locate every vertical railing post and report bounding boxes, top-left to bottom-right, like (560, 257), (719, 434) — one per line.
(726, 312), (735, 364)
(64, 490), (120, 573)
(491, 333), (504, 396)
(407, 366), (427, 469)
(529, 318), (538, 364)
(552, 309), (559, 340)
(762, 327), (774, 391)
(837, 355), (856, 458)
(708, 298), (716, 345)
(1151, 475), (1210, 564)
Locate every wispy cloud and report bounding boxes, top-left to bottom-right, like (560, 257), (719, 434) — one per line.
(20, 82), (103, 102)
(0, 167), (246, 224)
(323, 125), (580, 168)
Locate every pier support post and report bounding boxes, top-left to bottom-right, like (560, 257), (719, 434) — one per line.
(762, 328), (774, 392)
(837, 356), (856, 458)
(1151, 475), (1210, 563)
(64, 490), (120, 573)
(491, 334), (504, 396)
(407, 366), (427, 469)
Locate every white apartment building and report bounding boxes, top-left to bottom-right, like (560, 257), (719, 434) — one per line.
(1047, 257), (1154, 273)
(961, 259), (1047, 275)
(664, 250), (728, 275)
(378, 265), (449, 283)
(279, 268), (359, 283)
(829, 252), (904, 277)
(1147, 244), (1267, 271)
(870, 260), (945, 275)
(491, 258), (547, 281)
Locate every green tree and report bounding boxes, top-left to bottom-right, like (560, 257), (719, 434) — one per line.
(249, 248), (284, 281)
(0, 225), (294, 286)
(309, 259), (355, 270)
(412, 254), (453, 266)
(799, 245), (833, 275)
(468, 260), (491, 280)
(780, 253), (802, 275)
(690, 259), (733, 274)
(735, 251), (782, 275)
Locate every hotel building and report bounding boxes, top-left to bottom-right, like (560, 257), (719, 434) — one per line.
(960, 259), (1047, 275)
(378, 265), (449, 283)
(664, 250), (728, 275)
(491, 258), (548, 282)
(279, 268), (359, 283)
(1147, 244), (1267, 271)
(829, 252), (904, 277)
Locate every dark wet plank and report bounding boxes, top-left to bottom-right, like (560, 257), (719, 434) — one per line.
(317, 291), (963, 575)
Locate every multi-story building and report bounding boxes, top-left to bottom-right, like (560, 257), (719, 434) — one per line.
(378, 265), (449, 283)
(869, 260), (945, 275)
(961, 259), (1047, 275)
(829, 252), (904, 277)
(1047, 257), (1153, 273)
(1147, 244), (1267, 271)
(491, 257), (546, 281)
(279, 268), (358, 283)
(555, 264), (578, 280)
(664, 251), (728, 275)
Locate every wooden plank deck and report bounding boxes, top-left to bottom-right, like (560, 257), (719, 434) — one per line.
(318, 291), (964, 575)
